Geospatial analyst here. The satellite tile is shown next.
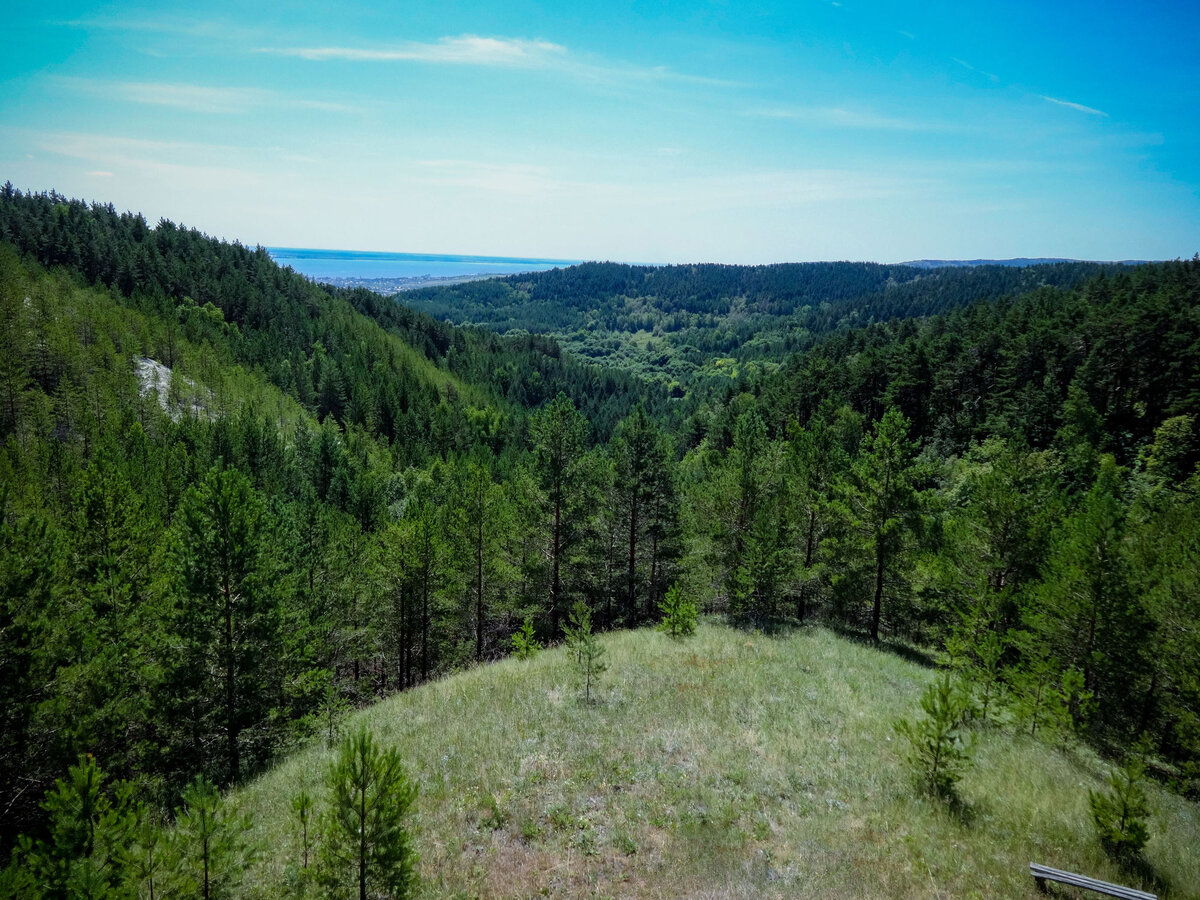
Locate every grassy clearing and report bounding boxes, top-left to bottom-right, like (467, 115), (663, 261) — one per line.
(234, 623), (1199, 898)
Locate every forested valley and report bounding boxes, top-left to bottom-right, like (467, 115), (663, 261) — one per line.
(400, 258), (1135, 392)
(1, 185), (1198, 896)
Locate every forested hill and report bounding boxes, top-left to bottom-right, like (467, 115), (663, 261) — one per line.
(0, 185), (663, 441)
(749, 259), (1200, 463)
(400, 258), (1131, 389)
(1, 186), (1198, 898)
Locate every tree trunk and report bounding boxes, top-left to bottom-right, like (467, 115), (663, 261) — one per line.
(871, 535), (885, 643)
(626, 491), (639, 624)
(551, 488), (562, 634)
(222, 574), (239, 782)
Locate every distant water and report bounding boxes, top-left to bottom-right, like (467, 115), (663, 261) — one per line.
(267, 247), (577, 280)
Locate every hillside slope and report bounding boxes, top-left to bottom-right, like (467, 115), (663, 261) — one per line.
(234, 624), (1199, 898)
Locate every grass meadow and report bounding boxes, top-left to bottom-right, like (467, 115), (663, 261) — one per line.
(233, 622), (1199, 898)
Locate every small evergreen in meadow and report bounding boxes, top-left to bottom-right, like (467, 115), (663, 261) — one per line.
(564, 600), (607, 704)
(511, 614), (542, 660)
(657, 584), (698, 638)
(1090, 755), (1152, 858)
(292, 790), (314, 871)
(894, 673), (974, 800)
(320, 728), (418, 900)
(173, 774), (255, 900)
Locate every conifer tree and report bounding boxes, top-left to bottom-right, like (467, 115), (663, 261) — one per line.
(173, 466), (284, 784)
(658, 583), (698, 638)
(173, 774), (254, 900)
(831, 408), (926, 641)
(563, 600), (606, 704)
(320, 729), (418, 900)
(530, 393), (590, 634)
(1090, 754), (1152, 858)
(894, 674), (974, 800)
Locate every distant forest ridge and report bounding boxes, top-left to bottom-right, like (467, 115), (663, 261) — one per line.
(398, 257), (1146, 389)
(901, 257), (1156, 268)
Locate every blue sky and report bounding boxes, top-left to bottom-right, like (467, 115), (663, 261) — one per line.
(2, 1), (1198, 263)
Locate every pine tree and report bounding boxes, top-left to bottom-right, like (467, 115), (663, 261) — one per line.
(5, 754), (141, 899)
(893, 674), (974, 800)
(511, 614), (541, 660)
(831, 408), (926, 641)
(657, 583), (698, 638)
(173, 466), (284, 784)
(563, 600), (607, 704)
(173, 774), (254, 900)
(530, 393), (590, 634)
(1090, 755), (1152, 858)
(320, 728), (418, 900)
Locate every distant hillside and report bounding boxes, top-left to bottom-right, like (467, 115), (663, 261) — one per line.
(233, 623), (1200, 898)
(400, 259), (1134, 391)
(901, 257), (1153, 268)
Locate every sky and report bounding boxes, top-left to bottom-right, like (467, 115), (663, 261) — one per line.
(2, 1), (1198, 263)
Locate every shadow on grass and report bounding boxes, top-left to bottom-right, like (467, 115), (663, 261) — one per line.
(824, 623), (939, 669)
(1115, 852), (1172, 899)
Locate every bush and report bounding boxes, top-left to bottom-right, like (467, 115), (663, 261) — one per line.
(658, 584), (698, 638)
(894, 673), (974, 799)
(1090, 756), (1152, 858)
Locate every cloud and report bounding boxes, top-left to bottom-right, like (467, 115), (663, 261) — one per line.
(258, 34), (742, 88)
(749, 106), (935, 131)
(265, 35), (567, 67)
(86, 170), (114, 177)
(1041, 95), (1108, 117)
(53, 78), (360, 115)
(951, 57), (1000, 82)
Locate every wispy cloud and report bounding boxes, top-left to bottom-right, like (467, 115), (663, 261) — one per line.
(265, 35), (566, 67)
(1041, 95), (1108, 117)
(951, 57), (1000, 82)
(258, 34), (742, 88)
(749, 106), (938, 131)
(53, 77), (360, 115)
(86, 170), (113, 177)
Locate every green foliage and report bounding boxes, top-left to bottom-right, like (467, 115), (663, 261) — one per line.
(173, 774), (254, 900)
(563, 601), (607, 704)
(829, 408), (928, 641)
(511, 614), (542, 660)
(292, 791), (314, 871)
(2, 754), (140, 900)
(320, 728), (418, 900)
(1090, 755), (1152, 858)
(657, 584), (698, 638)
(894, 674), (974, 799)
